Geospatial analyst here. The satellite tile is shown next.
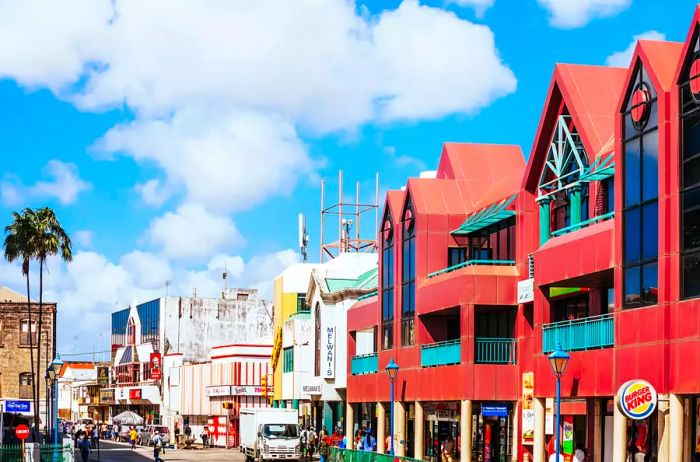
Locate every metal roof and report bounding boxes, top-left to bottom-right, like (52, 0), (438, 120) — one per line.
(451, 194), (517, 236)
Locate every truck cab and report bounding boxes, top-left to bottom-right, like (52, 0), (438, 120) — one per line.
(240, 408), (301, 462)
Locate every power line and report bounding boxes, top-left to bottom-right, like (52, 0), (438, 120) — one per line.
(59, 350), (111, 357)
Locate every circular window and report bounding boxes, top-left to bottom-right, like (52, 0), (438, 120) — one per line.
(403, 209), (414, 231)
(691, 58), (700, 100)
(383, 220), (393, 241)
(630, 82), (651, 129)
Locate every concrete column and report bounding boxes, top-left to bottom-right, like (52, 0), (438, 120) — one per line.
(511, 401), (519, 462)
(670, 394), (684, 462)
(658, 394), (670, 462)
(461, 400), (473, 462)
(377, 402), (386, 454)
(592, 400), (602, 462)
(569, 184), (582, 226)
(346, 403), (354, 445)
(538, 198), (552, 245)
(684, 397), (692, 462)
(613, 395), (627, 462)
(395, 401), (407, 457)
(414, 401), (424, 461)
(534, 398), (546, 462)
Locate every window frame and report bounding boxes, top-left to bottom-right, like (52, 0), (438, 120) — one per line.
(622, 62), (659, 308)
(282, 347), (294, 373)
(19, 319), (37, 347)
(401, 201), (416, 347)
(381, 214), (395, 350)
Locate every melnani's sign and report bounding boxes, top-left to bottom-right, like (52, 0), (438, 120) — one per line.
(617, 380), (657, 420)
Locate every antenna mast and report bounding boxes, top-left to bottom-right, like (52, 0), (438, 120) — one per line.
(299, 213), (309, 263)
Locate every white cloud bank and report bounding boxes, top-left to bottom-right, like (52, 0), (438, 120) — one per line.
(537, 0), (632, 28)
(1, 160), (90, 206)
(606, 30), (666, 67)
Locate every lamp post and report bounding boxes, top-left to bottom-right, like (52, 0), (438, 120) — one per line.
(46, 355), (64, 446)
(548, 344), (570, 462)
(385, 358), (399, 455)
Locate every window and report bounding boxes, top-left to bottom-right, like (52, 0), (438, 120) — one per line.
(401, 200), (416, 346)
(381, 215), (394, 350)
(465, 217), (516, 262)
(552, 294), (589, 322)
(448, 247), (468, 267)
(282, 347), (294, 373)
(19, 373), (33, 399)
(19, 319), (37, 346)
(623, 63), (658, 308)
(595, 178), (614, 215)
(681, 33), (700, 299)
(296, 294), (307, 312)
(475, 308), (516, 338)
(127, 319), (136, 345)
(314, 303), (321, 376)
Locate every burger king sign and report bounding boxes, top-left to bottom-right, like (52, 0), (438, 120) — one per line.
(617, 379), (658, 420)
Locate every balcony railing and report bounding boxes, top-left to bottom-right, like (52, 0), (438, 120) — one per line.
(475, 338), (516, 364)
(421, 339), (461, 367)
(551, 211), (614, 238)
(351, 353), (378, 375)
(427, 260), (516, 279)
(18, 385), (33, 399)
(542, 313), (614, 353)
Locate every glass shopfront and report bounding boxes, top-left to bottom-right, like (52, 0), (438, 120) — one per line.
(472, 402), (513, 462)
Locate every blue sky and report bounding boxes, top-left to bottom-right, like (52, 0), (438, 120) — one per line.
(0, 0), (695, 355)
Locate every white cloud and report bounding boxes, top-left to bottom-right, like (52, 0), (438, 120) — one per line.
(135, 179), (171, 208)
(1, 160), (90, 206)
(146, 203), (244, 261)
(606, 30), (666, 67)
(120, 251), (173, 290)
(537, 0), (631, 28)
(448, 0), (495, 17)
(384, 146), (427, 171)
(73, 230), (94, 248)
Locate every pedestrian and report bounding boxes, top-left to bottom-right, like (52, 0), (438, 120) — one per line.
(184, 424), (192, 438)
(300, 427), (308, 459)
(129, 426), (138, 450)
(338, 431), (346, 449)
(91, 424), (99, 449)
(201, 427), (209, 449)
(362, 430), (375, 452)
(573, 442), (586, 462)
(441, 435), (454, 462)
(112, 424), (119, 441)
(307, 427), (317, 459)
(152, 430), (164, 462)
(319, 436), (330, 462)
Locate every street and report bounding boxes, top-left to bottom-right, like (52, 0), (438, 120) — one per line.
(82, 440), (247, 462)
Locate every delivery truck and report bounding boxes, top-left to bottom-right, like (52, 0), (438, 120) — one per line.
(240, 408), (301, 462)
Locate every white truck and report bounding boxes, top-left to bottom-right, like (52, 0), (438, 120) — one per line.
(240, 408), (301, 462)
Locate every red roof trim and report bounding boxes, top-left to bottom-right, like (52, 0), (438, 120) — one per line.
(212, 343), (273, 349)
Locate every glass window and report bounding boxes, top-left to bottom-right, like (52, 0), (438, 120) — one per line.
(683, 188), (700, 251)
(283, 347), (294, 373)
(624, 266), (641, 306)
(624, 208), (641, 265)
(296, 294), (307, 312)
(448, 248), (467, 267)
(401, 200), (416, 346)
(381, 214), (395, 349)
(641, 202), (658, 261)
(19, 320), (37, 347)
(624, 140), (641, 207)
(641, 132), (659, 201)
(682, 251), (700, 298)
(641, 262), (658, 305)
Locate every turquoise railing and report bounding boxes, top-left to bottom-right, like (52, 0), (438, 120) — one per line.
(475, 337), (516, 364)
(357, 290), (378, 301)
(421, 339), (461, 367)
(330, 447), (420, 462)
(427, 259), (515, 279)
(351, 353), (378, 375)
(551, 211), (614, 238)
(542, 313), (614, 353)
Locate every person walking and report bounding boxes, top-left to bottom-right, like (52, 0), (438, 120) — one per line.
(319, 436), (330, 462)
(201, 427), (209, 449)
(129, 426), (138, 450)
(112, 424), (119, 441)
(152, 431), (164, 462)
(307, 427), (317, 460)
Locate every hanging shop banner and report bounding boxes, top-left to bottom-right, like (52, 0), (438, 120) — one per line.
(617, 379), (657, 420)
(324, 326), (336, 379)
(563, 415), (574, 459)
(97, 366), (110, 386)
(545, 398), (554, 435)
(518, 278), (534, 303)
(150, 353), (162, 380)
(482, 404), (509, 418)
(521, 372), (535, 445)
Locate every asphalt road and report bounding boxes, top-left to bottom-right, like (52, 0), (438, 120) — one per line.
(78, 440), (247, 462)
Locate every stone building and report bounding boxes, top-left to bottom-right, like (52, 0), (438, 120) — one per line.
(0, 285), (57, 426)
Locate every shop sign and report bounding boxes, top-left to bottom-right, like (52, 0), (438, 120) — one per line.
(324, 327), (335, 379)
(99, 389), (115, 403)
(563, 416), (574, 456)
(150, 353), (162, 380)
(231, 385), (274, 396)
(518, 278), (534, 303)
(207, 386), (233, 397)
(617, 379), (657, 420)
(97, 366), (110, 386)
(545, 398), (554, 435)
(5, 401), (31, 413)
(521, 372), (535, 445)
(129, 389), (142, 400)
(482, 404), (508, 417)
(302, 384), (322, 395)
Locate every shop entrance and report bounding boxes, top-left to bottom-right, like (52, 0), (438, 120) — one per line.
(424, 403), (460, 462)
(472, 403), (512, 462)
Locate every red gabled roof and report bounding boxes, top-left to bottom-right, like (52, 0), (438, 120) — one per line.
(637, 40), (684, 92)
(674, 4), (700, 84)
(436, 143), (523, 182)
(523, 64), (627, 192)
(385, 190), (405, 223)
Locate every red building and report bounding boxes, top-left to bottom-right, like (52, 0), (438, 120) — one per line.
(346, 6), (700, 462)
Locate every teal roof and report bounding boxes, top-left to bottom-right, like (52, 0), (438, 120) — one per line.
(580, 152), (614, 182)
(325, 267), (378, 293)
(452, 194), (516, 236)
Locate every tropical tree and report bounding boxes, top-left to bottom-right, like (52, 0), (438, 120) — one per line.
(3, 209), (39, 430)
(32, 208), (72, 437)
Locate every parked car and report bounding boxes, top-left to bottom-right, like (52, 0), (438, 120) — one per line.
(138, 425), (171, 446)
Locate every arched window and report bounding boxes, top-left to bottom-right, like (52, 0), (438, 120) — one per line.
(314, 302), (321, 376)
(19, 319), (36, 346)
(127, 318), (136, 345)
(381, 214), (394, 350)
(401, 199), (416, 346)
(680, 31), (700, 298)
(623, 61), (659, 308)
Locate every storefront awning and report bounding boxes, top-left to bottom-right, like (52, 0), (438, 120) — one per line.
(452, 194), (516, 236)
(580, 152), (614, 182)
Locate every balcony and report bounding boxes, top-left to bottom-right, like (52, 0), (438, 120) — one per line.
(475, 338), (516, 364)
(542, 313), (614, 353)
(351, 353), (378, 375)
(421, 339), (461, 367)
(427, 260), (515, 279)
(551, 211), (614, 238)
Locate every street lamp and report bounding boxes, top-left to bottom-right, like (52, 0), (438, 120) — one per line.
(46, 355), (64, 445)
(548, 344), (570, 462)
(385, 358), (399, 455)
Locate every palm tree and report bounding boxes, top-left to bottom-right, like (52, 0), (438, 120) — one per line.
(4, 209), (39, 430)
(32, 207), (72, 435)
